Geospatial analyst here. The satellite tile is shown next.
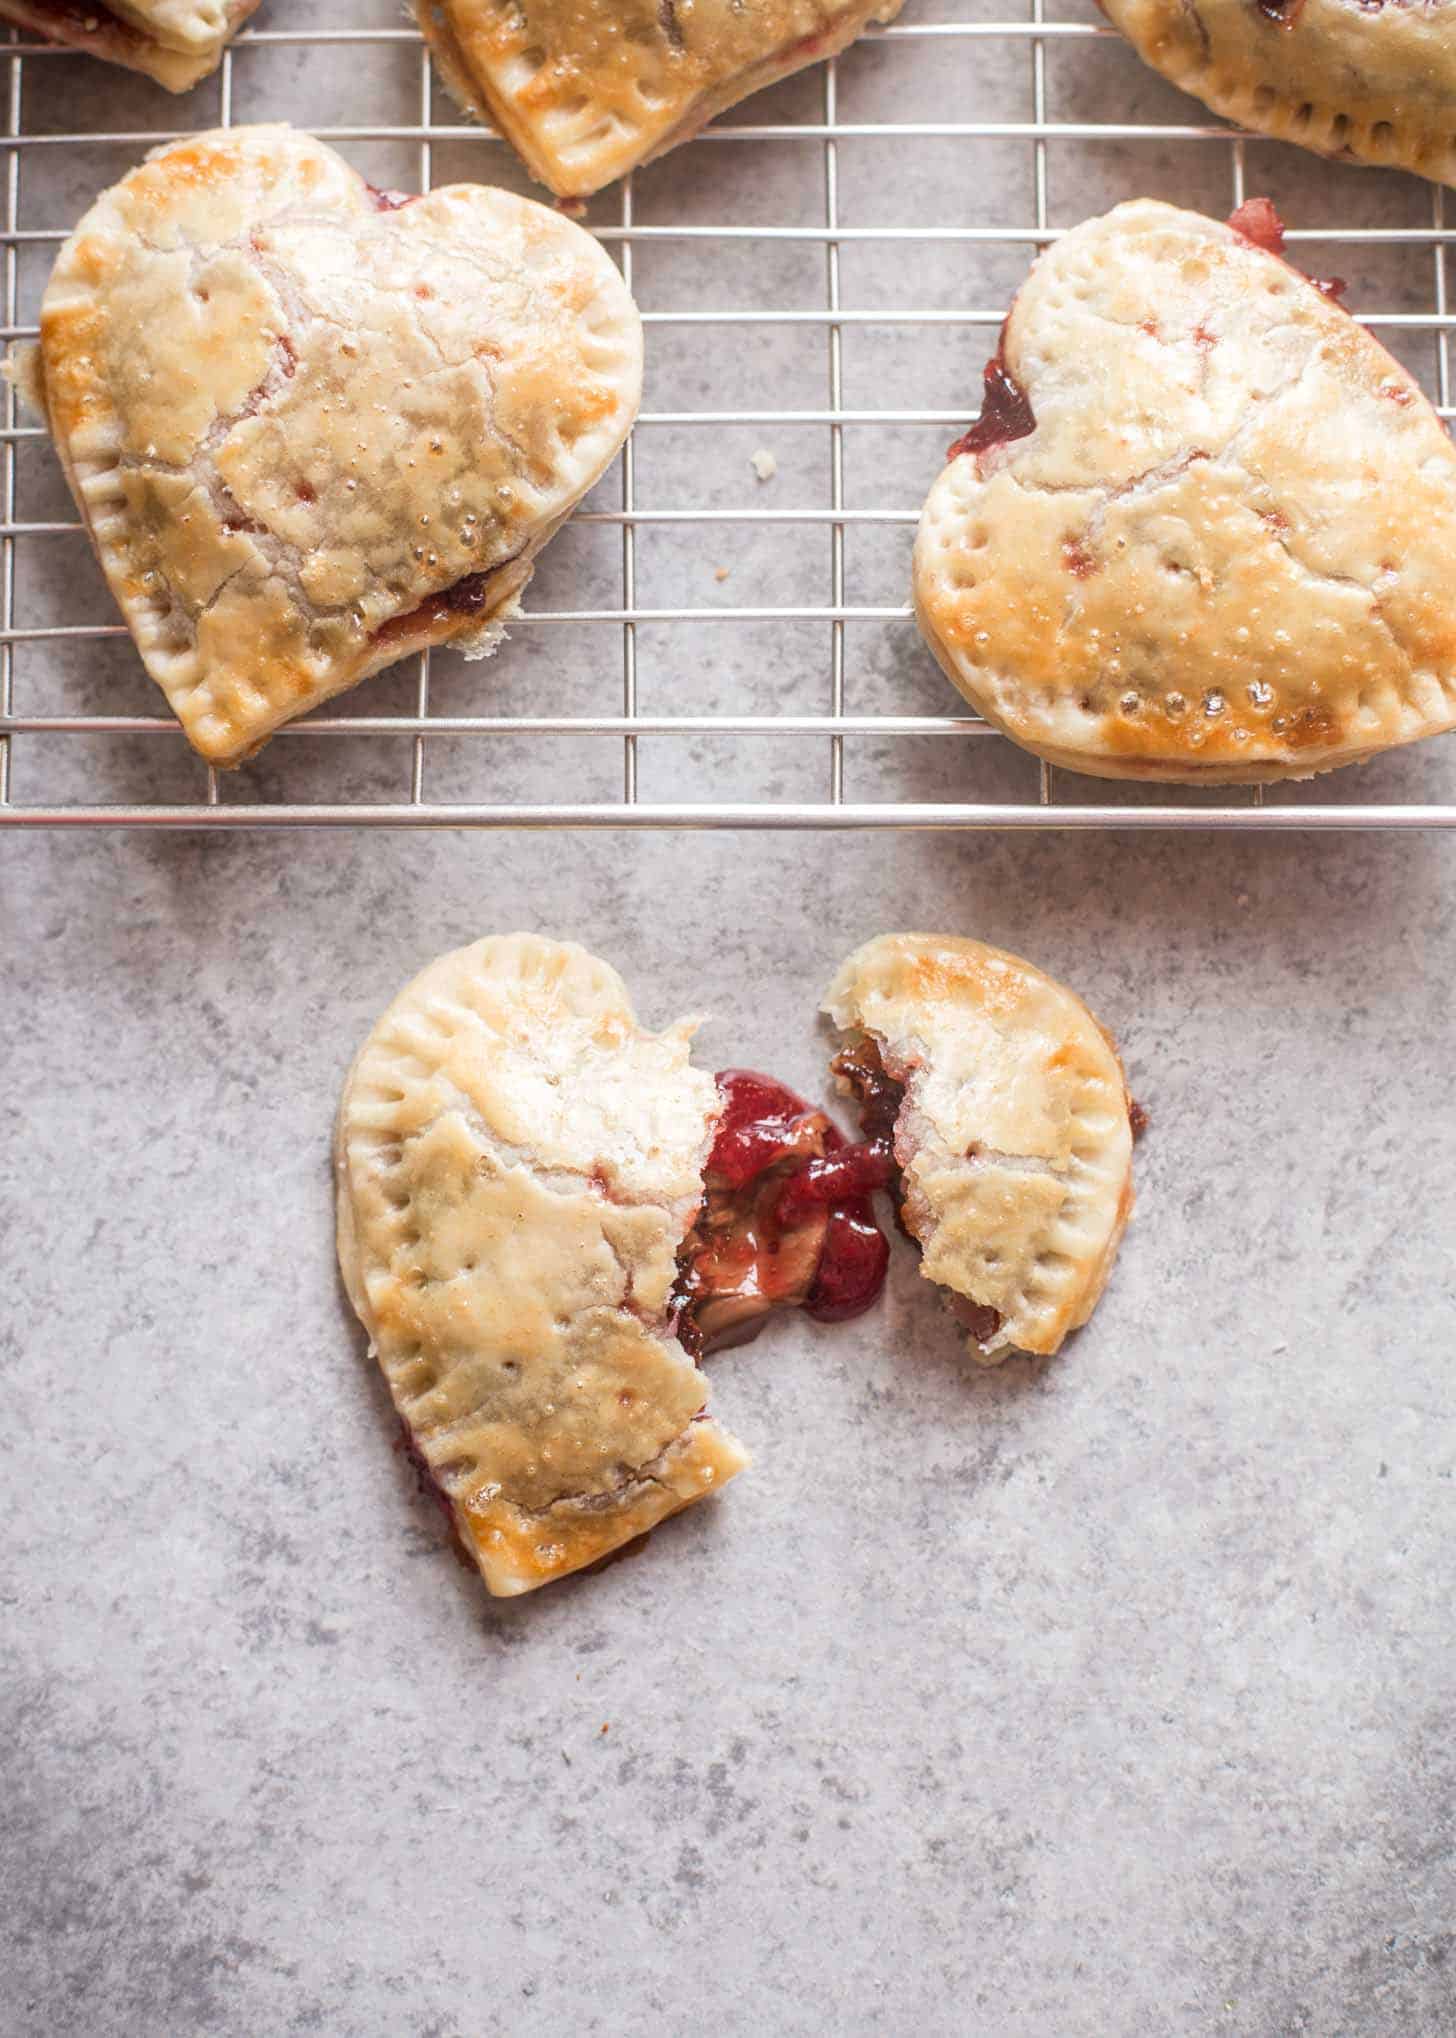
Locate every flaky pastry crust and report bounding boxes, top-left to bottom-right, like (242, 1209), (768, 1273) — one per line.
(417, 0), (902, 198)
(23, 126), (641, 764)
(0, 0), (259, 90)
(1103, 0), (1456, 191)
(914, 199), (1456, 783)
(824, 934), (1134, 1363)
(335, 934), (748, 1599)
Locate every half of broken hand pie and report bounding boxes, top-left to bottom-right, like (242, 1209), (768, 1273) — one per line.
(417, 0), (903, 199)
(335, 935), (893, 1596)
(0, 0), (259, 91)
(21, 126), (641, 765)
(824, 934), (1136, 1364)
(915, 198), (1456, 783)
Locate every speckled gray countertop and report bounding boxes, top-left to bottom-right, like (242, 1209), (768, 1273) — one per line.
(4, 827), (1454, 2035)
(3, 1), (1456, 2032)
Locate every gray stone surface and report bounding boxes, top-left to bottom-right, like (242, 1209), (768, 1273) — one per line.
(4, 828), (1455, 2036)
(3, 5), (1456, 2034)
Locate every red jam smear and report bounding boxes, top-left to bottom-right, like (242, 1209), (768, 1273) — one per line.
(1228, 197), (1348, 309)
(367, 184), (417, 211)
(1254, 0), (1305, 25)
(675, 1069), (892, 1354)
(948, 351), (1037, 464)
(1228, 196), (1286, 256)
(372, 568), (497, 652)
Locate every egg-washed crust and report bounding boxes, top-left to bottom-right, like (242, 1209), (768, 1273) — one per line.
(0, 0), (258, 90)
(914, 198), (1456, 784)
(417, 0), (902, 199)
(23, 126), (641, 765)
(336, 933), (749, 1599)
(823, 934), (1134, 1363)
(1103, 0), (1456, 192)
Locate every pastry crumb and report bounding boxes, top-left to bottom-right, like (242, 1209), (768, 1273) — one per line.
(1236, 892), (1250, 907)
(750, 448), (777, 482)
(600, 1722), (610, 1736)
(714, 565), (731, 582)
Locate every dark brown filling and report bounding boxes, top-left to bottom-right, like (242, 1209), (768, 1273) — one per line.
(673, 1069), (893, 1356)
(22, 0), (149, 53)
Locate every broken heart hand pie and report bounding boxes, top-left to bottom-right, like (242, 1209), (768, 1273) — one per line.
(418, 0), (902, 199)
(1103, 0), (1456, 192)
(336, 935), (749, 1598)
(336, 935), (892, 1597)
(914, 199), (1456, 783)
(22, 126), (641, 765)
(0, 0), (259, 91)
(824, 934), (1135, 1364)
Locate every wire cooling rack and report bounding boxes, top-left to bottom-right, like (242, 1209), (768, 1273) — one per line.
(2, 7), (1455, 830)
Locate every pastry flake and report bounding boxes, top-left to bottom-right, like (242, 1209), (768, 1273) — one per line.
(0, 0), (259, 91)
(823, 934), (1135, 1363)
(336, 934), (748, 1598)
(914, 198), (1456, 784)
(23, 127), (642, 765)
(417, 0), (903, 198)
(1103, 0), (1456, 191)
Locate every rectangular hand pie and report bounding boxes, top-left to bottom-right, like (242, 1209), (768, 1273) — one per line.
(0, 0), (259, 91)
(417, 0), (903, 197)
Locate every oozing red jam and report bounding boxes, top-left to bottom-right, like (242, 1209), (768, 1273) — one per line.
(372, 569), (496, 651)
(367, 183), (417, 211)
(948, 351), (1037, 464)
(1228, 196), (1286, 256)
(1228, 198), (1349, 311)
(1254, 0), (1305, 25)
(674, 1070), (892, 1355)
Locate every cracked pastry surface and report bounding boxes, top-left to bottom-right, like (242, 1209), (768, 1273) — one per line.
(0, 0), (259, 91)
(824, 934), (1135, 1363)
(914, 198), (1456, 783)
(1103, 0), (1456, 192)
(417, 0), (902, 198)
(22, 126), (641, 765)
(335, 933), (748, 1599)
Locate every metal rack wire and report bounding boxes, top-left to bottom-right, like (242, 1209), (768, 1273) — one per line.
(2, 9), (1455, 829)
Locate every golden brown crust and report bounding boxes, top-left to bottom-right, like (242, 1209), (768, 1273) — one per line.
(1104, 0), (1456, 191)
(824, 934), (1134, 1362)
(26, 127), (641, 764)
(417, 0), (903, 198)
(335, 934), (748, 1599)
(914, 199), (1456, 784)
(0, 0), (258, 89)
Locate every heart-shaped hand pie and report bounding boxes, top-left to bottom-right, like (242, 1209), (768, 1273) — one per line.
(337, 934), (898, 1595)
(417, 0), (902, 198)
(24, 127), (641, 764)
(337, 935), (750, 1597)
(915, 199), (1456, 783)
(1103, 0), (1456, 191)
(824, 934), (1136, 1364)
(0, 0), (258, 91)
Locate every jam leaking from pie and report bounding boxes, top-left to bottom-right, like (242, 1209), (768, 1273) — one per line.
(947, 346), (1037, 465)
(673, 1069), (894, 1356)
(1228, 197), (1346, 304)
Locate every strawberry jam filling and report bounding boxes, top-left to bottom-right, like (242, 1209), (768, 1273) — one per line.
(948, 349), (1037, 464)
(371, 569), (498, 651)
(1228, 197), (1346, 303)
(674, 1069), (892, 1355)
